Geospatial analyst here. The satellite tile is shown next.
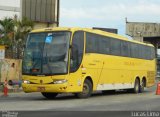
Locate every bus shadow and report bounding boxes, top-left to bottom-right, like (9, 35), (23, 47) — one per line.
(91, 89), (153, 98)
(0, 89), (154, 102)
(37, 89), (154, 101)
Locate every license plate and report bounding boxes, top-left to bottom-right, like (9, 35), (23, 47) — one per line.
(37, 87), (45, 92)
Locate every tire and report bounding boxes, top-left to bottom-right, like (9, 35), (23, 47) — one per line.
(133, 79), (140, 93)
(75, 79), (93, 98)
(41, 93), (58, 99)
(140, 79), (145, 93)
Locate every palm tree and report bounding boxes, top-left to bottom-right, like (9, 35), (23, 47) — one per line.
(13, 16), (34, 59)
(0, 17), (14, 45)
(0, 16), (34, 59)
(0, 17), (15, 58)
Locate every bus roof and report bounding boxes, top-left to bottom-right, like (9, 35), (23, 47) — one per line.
(31, 27), (154, 47)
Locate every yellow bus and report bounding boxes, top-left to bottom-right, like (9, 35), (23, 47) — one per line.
(22, 27), (156, 99)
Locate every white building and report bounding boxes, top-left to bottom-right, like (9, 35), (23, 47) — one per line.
(0, 0), (20, 19)
(0, 0), (59, 28)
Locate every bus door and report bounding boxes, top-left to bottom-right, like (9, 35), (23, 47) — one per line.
(68, 31), (84, 92)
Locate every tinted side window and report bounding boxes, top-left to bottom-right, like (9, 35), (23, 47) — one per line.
(140, 45), (149, 59)
(99, 37), (110, 54)
(110, 39), (121, 56)
(86, 32), (154, 60)
(145, 46), (151, 60)
(70, 31), (84, 72)
(86, 32), (111, 54)
(139, 45), (144, 59)
(131, 43), (139, 58)
(121, 41), (130, 57)
(142, 46), (149, 59)
(86, 33), (98, 53)
(151, 47), (155, 59)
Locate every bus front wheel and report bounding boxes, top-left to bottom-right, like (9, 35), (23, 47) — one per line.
(41, 92), (58, 99)
(75, 79), (93, 98)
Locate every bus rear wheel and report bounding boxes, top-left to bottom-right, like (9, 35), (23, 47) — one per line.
(75, 79), (93, 98)
(133, 79), (140, 93)
(140, 79), (145, 93)
(41, 93), (58, 99)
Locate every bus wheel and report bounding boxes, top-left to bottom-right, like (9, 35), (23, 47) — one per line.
(140, 79), (145, 93)
(75, 79), (93, 98)
(41, 93), (58, 99)
(133, 79), (140, 93)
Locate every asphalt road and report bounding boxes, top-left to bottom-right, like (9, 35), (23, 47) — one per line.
(0, 83), (160, 117)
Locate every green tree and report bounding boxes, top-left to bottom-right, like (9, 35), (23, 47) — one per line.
(13, 16), (34, 59)
(0, 16), (34, 59)
(0, 17), (14, 46)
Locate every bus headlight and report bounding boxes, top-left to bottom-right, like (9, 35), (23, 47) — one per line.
(54, 80), (67, 84)
(23, 80), (30, 84)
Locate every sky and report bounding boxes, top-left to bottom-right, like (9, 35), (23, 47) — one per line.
(0, 0), (160, 36)
(60, 0), (160, 36)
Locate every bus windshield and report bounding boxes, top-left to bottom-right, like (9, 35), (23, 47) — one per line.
(22, 31), (71, 76)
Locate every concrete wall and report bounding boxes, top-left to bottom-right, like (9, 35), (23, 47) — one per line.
(0, 59), (22, 83)
(126, 22), (160, 42)
(33, 22), (58, 29)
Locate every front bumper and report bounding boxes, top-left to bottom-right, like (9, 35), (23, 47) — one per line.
(22, 83), (68, 93)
